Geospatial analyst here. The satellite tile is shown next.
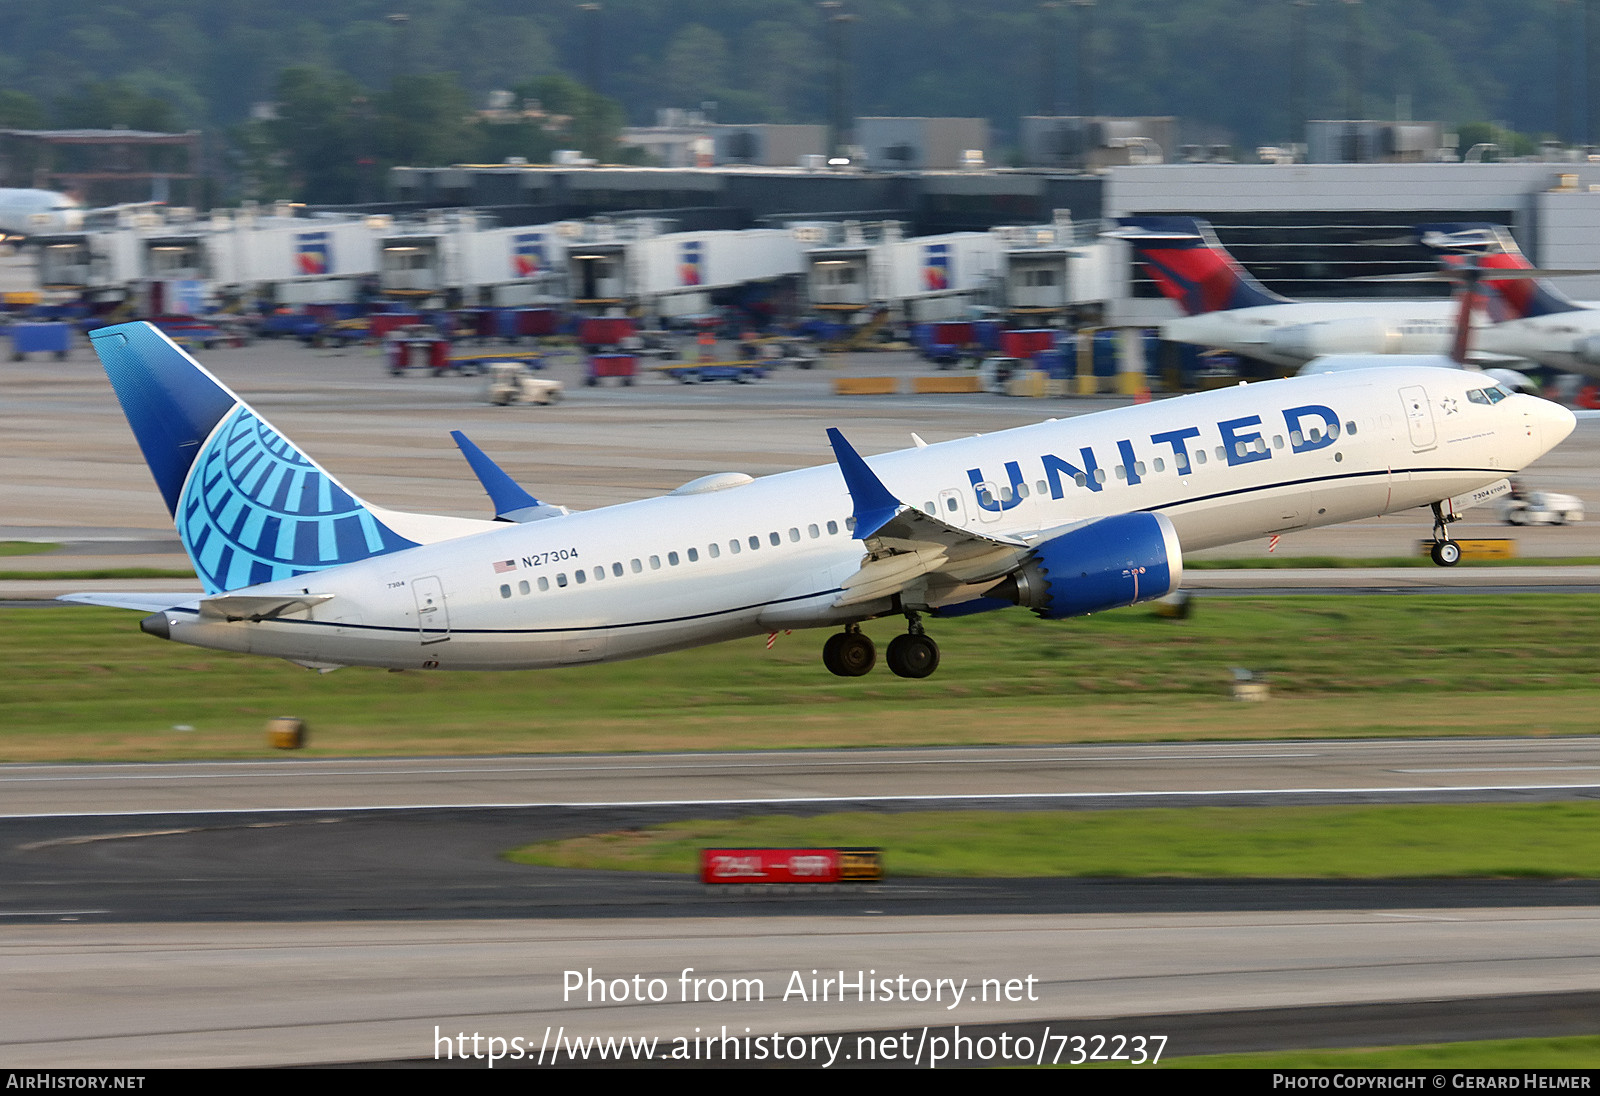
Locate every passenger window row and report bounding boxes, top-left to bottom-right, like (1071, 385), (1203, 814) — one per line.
(498, 519), (846, 599)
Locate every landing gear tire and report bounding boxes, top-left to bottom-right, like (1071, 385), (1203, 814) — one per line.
(886, 633), (940, 679)
(823, 631), (876, 677)
(1430, 540), (1461, 567)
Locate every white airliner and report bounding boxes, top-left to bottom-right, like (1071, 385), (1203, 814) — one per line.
(0, 188), (83, 240)
(1418, 223), (1600, 379)
(63, 321), (1575, 677)
(1110, 216), (1474, 368)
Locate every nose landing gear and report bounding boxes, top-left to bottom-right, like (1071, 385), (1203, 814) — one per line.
(1428, 501), (1462, 567)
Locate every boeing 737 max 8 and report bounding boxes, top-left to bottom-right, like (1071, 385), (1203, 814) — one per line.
(64, 322), (1576, 677)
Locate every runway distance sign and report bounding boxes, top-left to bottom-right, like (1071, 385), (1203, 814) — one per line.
(700, 848), (883, 884)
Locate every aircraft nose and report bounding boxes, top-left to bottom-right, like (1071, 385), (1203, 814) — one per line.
(1537, 398), (1577, 451)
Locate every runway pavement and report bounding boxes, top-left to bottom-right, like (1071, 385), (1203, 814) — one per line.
(3, 739), (1599, 1066)
(4, 738), (1599, 817)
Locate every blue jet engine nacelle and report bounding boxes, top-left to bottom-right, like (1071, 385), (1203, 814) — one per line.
(997, 512), (1183, 619)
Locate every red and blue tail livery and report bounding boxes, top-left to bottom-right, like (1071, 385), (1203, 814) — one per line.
(1112, 217), (1289, 315)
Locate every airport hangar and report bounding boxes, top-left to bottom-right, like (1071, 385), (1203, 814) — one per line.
(392, 159), (1600, 335)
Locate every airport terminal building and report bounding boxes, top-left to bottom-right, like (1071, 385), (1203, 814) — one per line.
(1104, 161), (1600, 327)
(389, 159), (1600, 327)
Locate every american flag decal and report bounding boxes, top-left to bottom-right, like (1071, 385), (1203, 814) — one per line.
(493, 560), (517, 573)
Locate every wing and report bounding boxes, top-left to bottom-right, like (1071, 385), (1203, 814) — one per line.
(826, 428), (1033, 609)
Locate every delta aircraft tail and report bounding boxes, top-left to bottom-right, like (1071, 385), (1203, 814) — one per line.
(1109, 216), (1290, 315)
(1416, 223), (1584, 322)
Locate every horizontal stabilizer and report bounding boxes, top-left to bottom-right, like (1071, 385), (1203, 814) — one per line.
(198, 592), (334, 622)
(57, 592), (201, 613)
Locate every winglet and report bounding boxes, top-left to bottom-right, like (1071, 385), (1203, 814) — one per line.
(826, 428), (903, 539)
(450, 430), (543, 519)
(450, 431), (569, 522)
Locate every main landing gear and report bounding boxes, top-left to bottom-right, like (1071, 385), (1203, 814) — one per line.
(1428, 501), (1462, 567)
(823, 616), (942, 679)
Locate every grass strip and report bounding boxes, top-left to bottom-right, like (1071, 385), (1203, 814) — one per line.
(6, 594), (1600, 761)
(1155, 1035), (1600, 1069)
(504, 804), (1600, 878)
(0, 542), (61, 558)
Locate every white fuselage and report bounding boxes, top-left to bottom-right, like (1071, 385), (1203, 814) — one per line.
(149, 367), (1573, 670)
(0, 189), (82, 238)
(1474, 312), (1600, 378)
(1165, 301), (1471, 368)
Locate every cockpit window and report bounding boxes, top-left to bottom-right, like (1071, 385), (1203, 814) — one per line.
(1468, 389), (1491, 405)
(1487, 384), (1511, 402)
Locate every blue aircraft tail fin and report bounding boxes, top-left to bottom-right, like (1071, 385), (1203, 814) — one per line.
(89, 322), (417, 595)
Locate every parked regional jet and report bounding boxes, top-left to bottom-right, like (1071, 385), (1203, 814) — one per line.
(63, 321), (1574, 676)
(1110, 216), (1475, 368)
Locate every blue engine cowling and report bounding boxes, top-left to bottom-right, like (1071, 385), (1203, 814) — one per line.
(1002, 512), (1183, 619)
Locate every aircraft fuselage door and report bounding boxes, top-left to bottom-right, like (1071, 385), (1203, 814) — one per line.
(1399, 385), (1437, 451)
(938, 488), (967, 526)
(412, 575), (450, 644)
